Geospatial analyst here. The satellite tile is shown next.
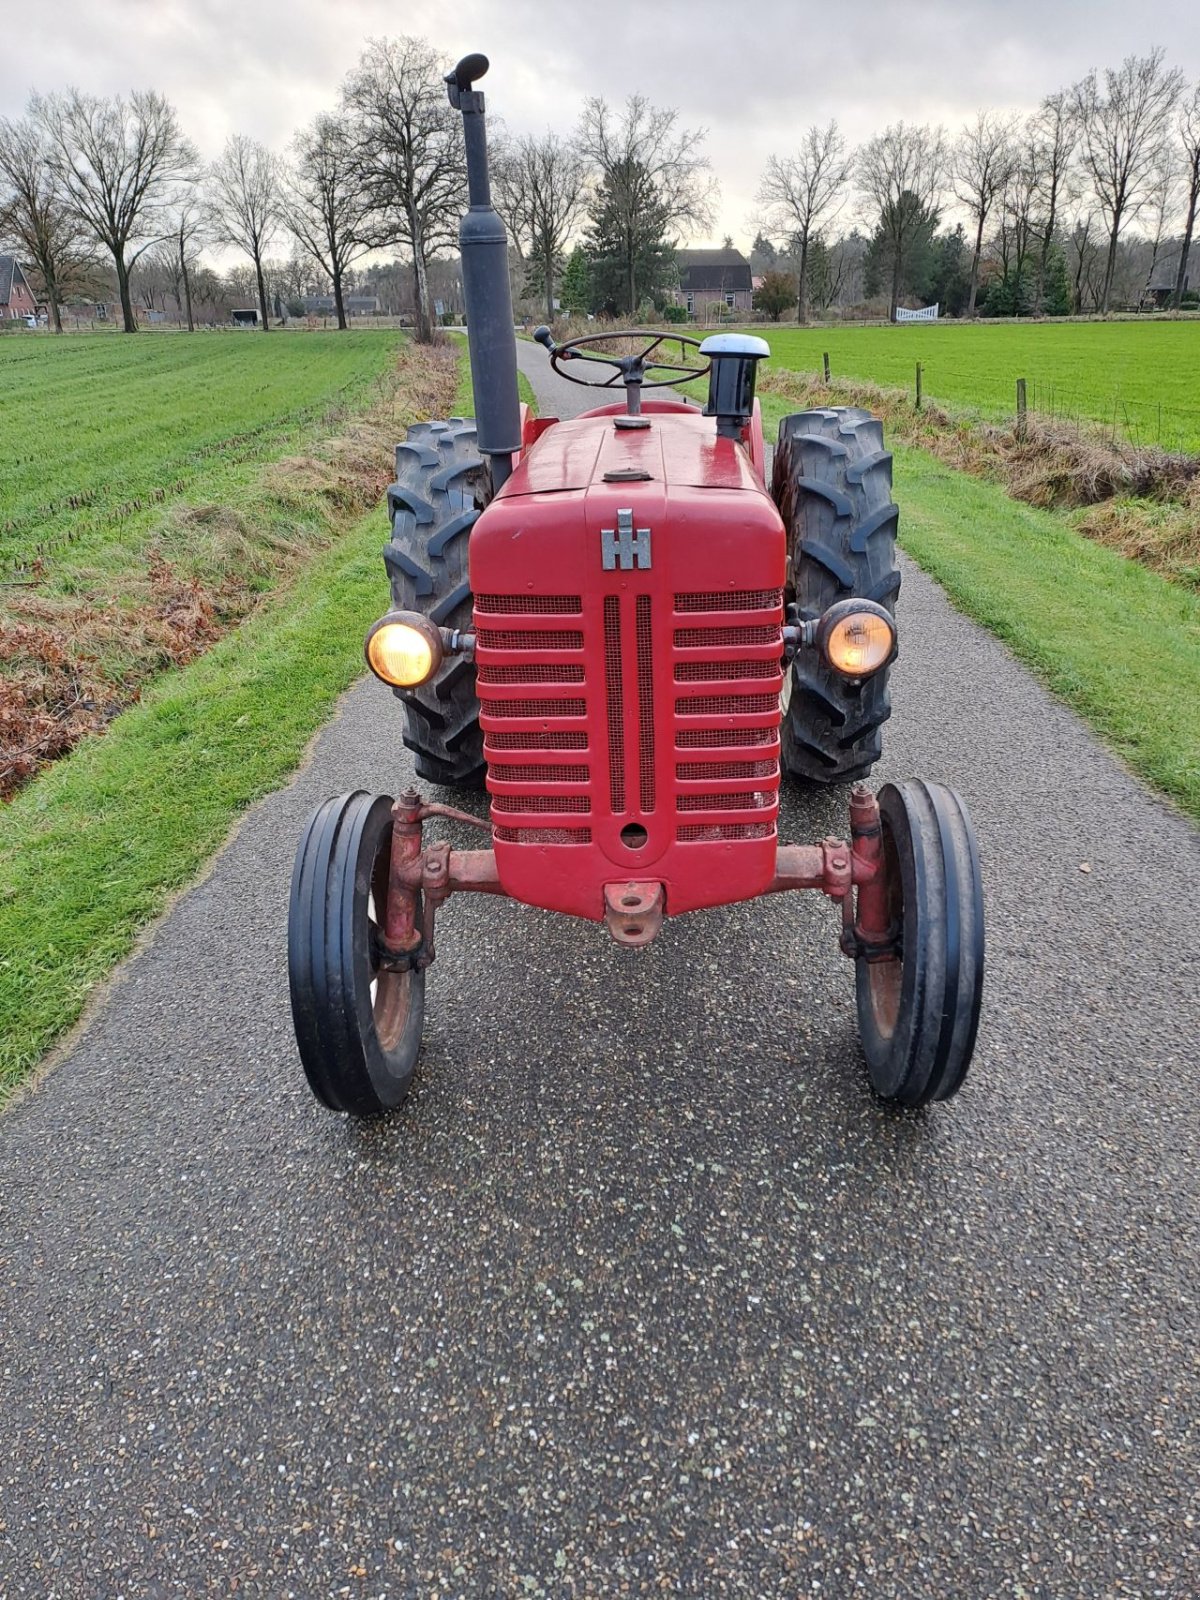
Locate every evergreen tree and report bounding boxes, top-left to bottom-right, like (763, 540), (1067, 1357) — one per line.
(862, 190), (939, 306)
(559, 245), (591, 315)
(1040, 241), (1072, 316)
(584, 157), (675, 314)
(929, 224), (971, 316)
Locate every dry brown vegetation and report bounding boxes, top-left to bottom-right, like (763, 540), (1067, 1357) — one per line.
(0, 341), (459, 798)
(757, 367), (1200, 588)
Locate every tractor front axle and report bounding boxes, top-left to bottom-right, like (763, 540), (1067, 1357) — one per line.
(380, 785), (889, 964)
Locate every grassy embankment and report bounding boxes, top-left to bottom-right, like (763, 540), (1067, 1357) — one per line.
(751, 382), (1200, 821)
(0, 335), (522, 1098)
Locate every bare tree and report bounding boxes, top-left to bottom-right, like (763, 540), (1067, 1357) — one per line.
(1030, 91), (1078, 310)
(756, 123), (854, 322)
(1141, 149), (1182, 298)
(0, 112), (96, 332)
(287, 112), (383, 331)
(953, 111), (1017, 315)
(1072, 49), (1185, 311)
(342, 36), (464, 344)
(1174, 84), (1200, 308)
(495, 132), (588, 323)
(35, 88), (196, 333)
(857, 122), (946, 319)
(207, 135), (283, 331)
(577, 94), (717, 315)
(165, 194), (204, 331)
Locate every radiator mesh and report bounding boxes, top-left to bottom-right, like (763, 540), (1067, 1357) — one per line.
(636, 595), (656, 813)
(603, 595), (625, 813)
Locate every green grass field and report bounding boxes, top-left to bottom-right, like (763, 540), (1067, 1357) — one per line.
(756, 321), (1200, 453)
(0, 330), (404, 577)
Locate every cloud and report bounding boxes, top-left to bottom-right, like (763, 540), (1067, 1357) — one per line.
(3, 0), (1198, 245)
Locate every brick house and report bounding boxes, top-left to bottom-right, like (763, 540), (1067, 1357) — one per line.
(0, 255), (38, 321)
(672, 248), (753, 317)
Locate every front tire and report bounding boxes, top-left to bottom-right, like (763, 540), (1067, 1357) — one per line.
(288, 792), (425, 1115)
(772, 408), (900, 784)
(855, 780), (984, 1107)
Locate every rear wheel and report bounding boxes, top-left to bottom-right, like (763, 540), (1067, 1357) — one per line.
(772, 407), (900, 784)
(288, 791), (425, 1115)
(384, 419), (487, 789)
(855, 780), (984, 1107)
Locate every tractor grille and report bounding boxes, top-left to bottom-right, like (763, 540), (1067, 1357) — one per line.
(670, 589), (783, 844)
(476, 587), (782, 852)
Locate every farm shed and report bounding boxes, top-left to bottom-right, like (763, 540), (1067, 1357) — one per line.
(0, 255), (38, 320)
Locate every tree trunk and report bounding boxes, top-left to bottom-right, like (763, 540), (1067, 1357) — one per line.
(48, 285), (62, 335)
(967, 214), (985, 317)
(797, 235), (809, 324)
(333, 266), (348, 331)
(255, 253), (271, 332)
(890, 248), (902, 322)
(545, 245), (554, 325)
(412, 249), (432, 343)
(1173, 169), (1199, 309)
(181, 257), (194, 333)
(116, 257), (137, 333)
(1101, 220), (1120, 314)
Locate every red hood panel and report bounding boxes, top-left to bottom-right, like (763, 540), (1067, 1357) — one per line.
(500, 409), (763, 496)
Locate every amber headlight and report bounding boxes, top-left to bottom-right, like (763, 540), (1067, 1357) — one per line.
(364, 612), (445, 687)
(816, 600), (896, 679)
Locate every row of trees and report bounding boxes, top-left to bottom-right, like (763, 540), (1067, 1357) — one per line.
(2, 39), (1197, 335)
(754, 49), (1200, 320)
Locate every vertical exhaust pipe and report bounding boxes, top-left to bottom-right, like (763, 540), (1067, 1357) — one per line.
(445, 54), (521, 490)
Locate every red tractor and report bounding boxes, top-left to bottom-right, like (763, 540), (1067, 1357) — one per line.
(287, 54), (984, 1117)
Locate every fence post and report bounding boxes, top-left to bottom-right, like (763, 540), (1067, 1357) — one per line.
(915, 362), (923, 409)
(1016, 377), (1027, 442)
(823, 351), (831, 383)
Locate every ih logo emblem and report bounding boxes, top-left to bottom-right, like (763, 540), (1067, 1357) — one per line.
(601, 508), (652, 571)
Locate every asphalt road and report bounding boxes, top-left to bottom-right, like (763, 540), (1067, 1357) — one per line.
(2, 341), (1198, 1600)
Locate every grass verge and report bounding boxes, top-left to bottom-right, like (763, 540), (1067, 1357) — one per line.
(0, 336), (528, 1099)
(761, 383), (1200, 820)
(0, 505), (395, 1098)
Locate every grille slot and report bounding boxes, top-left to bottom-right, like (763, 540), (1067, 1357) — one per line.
(486, 697), (586, 718)
(676, 727), (776, 749)
(675, 624), (779, 648)
(476, 593), (582, 614)
(489, 763), (589, 784)
(675, 659), (779, 682)
(493, 794), (590, 814)
(675, 588), (783, 613)
(477, 664), (584, 685)
(677, 759), (778, 781)
(603, 595), (625, 812)
(678, 790), (772, 812)
(487, 731), (588, 751)
(477, 628), (584, 650)
(636, 595), (655, 813)
(678, 822), (774, 842)
(493, 826), (591, 845)
(676, 693), (779, 717)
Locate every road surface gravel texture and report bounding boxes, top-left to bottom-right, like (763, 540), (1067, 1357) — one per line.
(1, 339), (1198, 1600)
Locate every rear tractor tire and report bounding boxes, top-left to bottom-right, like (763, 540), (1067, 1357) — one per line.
(855, 780), (984, 1107)
(772, 407), (901, 784)
(384, 418), (487, 789)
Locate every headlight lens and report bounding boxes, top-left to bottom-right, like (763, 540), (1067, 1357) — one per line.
(817, 601), (896, 678)
(364, 612), (444, 687)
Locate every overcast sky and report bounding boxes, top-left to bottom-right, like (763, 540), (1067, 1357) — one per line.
(4, 0), (1199, 247)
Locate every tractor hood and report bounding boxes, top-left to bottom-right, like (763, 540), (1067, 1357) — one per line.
(497, 406), (766, 497)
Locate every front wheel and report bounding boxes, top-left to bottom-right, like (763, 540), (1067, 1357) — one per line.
(288, 792), (425, 1114)
(855, 780), (984, 1107)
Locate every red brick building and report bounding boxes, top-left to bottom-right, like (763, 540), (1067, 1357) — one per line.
(0, 256), (38, 322)
(671, 248), (753, 318)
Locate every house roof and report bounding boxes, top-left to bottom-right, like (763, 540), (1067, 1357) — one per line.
(0, 255), (30, 307)
(675, 248), (753, 292)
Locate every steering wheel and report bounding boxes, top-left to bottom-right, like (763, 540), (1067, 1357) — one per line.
(533, 326), (710, 392)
